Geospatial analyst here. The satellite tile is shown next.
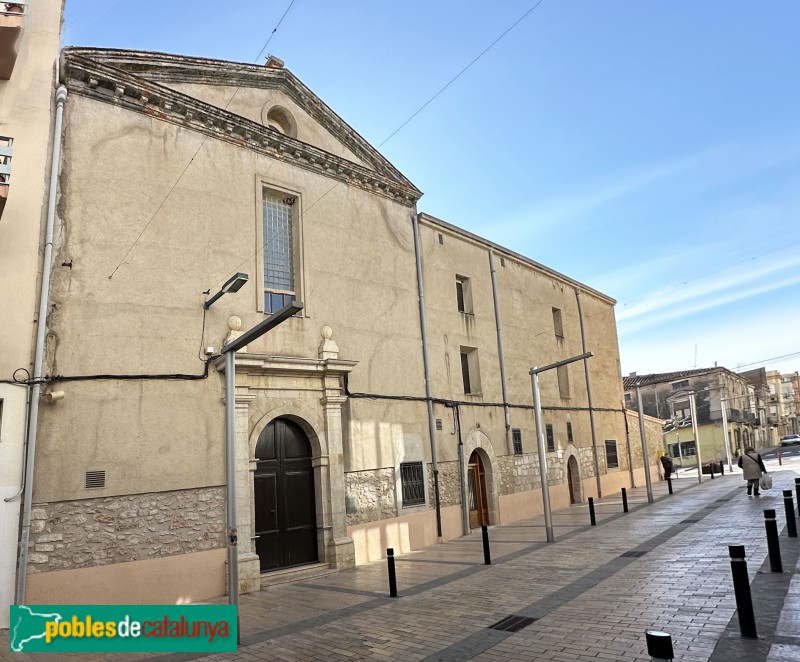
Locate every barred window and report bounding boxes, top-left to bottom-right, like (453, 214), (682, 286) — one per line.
(546, 424), (555, 452)
(512, 428), (522, 455)
(605, 440), (619, 468)
(263, 192), (296, 313)
(400, 462), (425, 507)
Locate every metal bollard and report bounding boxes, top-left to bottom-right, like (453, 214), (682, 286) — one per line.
(481, 525), (491, 565)
(621, 488), (629, 513)
(710, 462), (715, 479)
(387, 548), (398, 597)
(778, 450), (783, 466)
(645, 630), (674, 661)
(795, 478), (800, 517)
(728, 545), (758, 638)
(667, 476), (673, 495)
(784, 491), (798, 538)
(764, 510), (783, 573)
(588, 497), (597, 526)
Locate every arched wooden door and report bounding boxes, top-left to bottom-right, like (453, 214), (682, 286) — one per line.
(254, 418), (317, 572)
(567, 455), (580, 504)
(467, 451), (489, 529)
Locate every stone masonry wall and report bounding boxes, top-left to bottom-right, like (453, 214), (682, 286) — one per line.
(345, 468), (395, 526)
(429, 461), (461, 508)
(497, 454), (540, 495)
(28, 487), (225, 574)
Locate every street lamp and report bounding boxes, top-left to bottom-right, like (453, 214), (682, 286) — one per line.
(205, 272), (249, 309)
(530, 351), (592, 543)
(222, 301), (303, 626)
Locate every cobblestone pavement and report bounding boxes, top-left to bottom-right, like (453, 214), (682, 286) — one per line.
(3, 460), (800, 661)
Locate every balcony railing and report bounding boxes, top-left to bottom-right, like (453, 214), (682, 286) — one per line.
(0, 2), (25, 80)
(0, 136), (12, 220)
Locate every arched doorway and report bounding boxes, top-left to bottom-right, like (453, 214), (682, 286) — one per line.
(567, 455), (581, 504)
(467, 450), (489, 529)
(254, 418), (318, 572)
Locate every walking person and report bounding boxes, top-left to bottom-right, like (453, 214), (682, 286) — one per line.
(737, 446), (767, 496)
(660, 453), (674, 481)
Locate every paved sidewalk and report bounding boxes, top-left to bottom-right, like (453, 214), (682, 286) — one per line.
(3, 466), (800, 661)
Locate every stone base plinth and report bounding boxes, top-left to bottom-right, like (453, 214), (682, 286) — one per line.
(327, 537), (355, 570)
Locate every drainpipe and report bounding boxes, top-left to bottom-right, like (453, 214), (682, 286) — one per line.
(453, 404), (470, 535)
(411, 214), (442, 541)
(488, 251), (511, 449)
(622, 402), (635, 487)
(575, 289), (601, 498)
(16, 85), (68, 605)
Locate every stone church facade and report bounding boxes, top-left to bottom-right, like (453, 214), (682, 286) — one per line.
(7, 47), (657, 606)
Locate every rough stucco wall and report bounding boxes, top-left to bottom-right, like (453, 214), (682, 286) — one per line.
(345, 468), (395, 526)
(27, 487), (225, 574)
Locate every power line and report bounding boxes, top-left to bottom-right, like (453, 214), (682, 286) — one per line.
(735, 351), (800, 371)
(107, 1), (298, 279)
(207, 0), (548, 292)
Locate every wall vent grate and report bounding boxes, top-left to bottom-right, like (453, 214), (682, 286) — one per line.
(85, 470), (106, 489)
(488, 615), (536, 632)
(435, 418), (443, 430)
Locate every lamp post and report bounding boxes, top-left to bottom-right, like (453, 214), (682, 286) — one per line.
(530, 351), (592, 543)
(220, 301), (303, 617)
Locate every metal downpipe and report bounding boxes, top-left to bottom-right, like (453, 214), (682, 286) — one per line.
(575, 290), (601, 498)
(489, 251), (511, 447)
(16, 85), (68, 604)
(411, 214), (442, 540)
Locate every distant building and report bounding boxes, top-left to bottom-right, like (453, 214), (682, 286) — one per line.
(623, 367), (767, 469)
(767, 370), (800, 437)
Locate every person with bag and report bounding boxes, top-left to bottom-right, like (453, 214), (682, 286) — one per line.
(737, 446), (767, 496)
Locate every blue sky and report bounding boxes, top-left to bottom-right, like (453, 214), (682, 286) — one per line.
(62, 0), (800, 377)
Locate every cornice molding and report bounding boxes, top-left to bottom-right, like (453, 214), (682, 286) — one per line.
(62, 51), (421, 207)
(65, 48), (417, 192)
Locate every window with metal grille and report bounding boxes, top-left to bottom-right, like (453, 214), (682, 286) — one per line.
(400, 462), (425, 507)
(605, 440), (619, 468)
(546, 424), (555, 452)
(512, 428), (523, 455)
(263, 192), (296, 313)
(566, 421), (573, 443)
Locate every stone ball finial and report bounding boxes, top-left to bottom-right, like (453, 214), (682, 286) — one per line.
(228, 316), (242, 332)
(320, 325), (333, 340)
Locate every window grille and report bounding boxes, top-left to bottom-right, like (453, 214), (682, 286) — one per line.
(546, 424), (555, 452)
(400, 462), (425, 507)
(512, 428), (523, 455)
(263, 193), (295, 313)
(605, 440), (619, 468)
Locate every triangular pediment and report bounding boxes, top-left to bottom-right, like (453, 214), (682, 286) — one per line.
(61, 48), (421, 205)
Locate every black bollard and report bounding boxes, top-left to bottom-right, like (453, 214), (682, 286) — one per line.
(481, 524), (491, 565)
(667, 476), (673, 495)
(621, 488), (629, 513)
(645, 630), (674, 661)
(764, 510), (783, 573)
(784, 491), (798, 538)
(710, 462), (715, 479)
(728, 545), (758, 638)
(795, 478), (800, 517)
(588, 497), (597, 526)
(387, 548), (398, 597)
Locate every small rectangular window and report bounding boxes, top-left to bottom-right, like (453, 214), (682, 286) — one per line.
(552, 307), (564, 339)
(624, 393), (632, 402)
(400, 462), (425, 507)
(566, 421), (573, 443)
(557, 365), (570, 398)
(605, 440), (618, 468)
(455, 275), (472, 314)
(671, 379), (689, 390)
(546, 424), (555, 452)
(460, 346), (481, 394)
(438, 233), (444, 245)
(512, 428), (522, 455)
